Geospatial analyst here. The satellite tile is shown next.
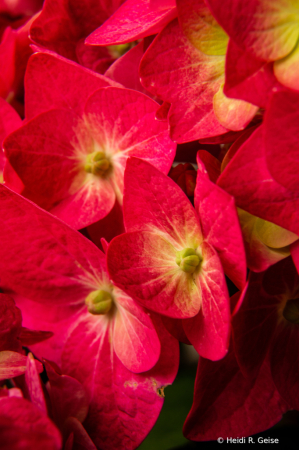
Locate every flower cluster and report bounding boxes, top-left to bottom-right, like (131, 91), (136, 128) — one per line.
(0, 0), (298, 448)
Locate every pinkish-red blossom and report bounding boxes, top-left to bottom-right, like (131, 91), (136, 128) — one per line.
(0, 183), (179, 449)
(4, 85), (175, 229)
(107, 157), (247, 360)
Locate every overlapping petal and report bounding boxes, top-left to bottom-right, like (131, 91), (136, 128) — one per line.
(0, 184), (106, 304)
(195, 155), (246, 290)
(218, 125), (299, 236)
(62, 313), (179, 450)
(25, 52), (119, 119)
(0, 397), (62, 450)
(86, 0), (177, 46)
(183, 349), (287, 441)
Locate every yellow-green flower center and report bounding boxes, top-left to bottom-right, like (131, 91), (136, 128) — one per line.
(84, 151), (111, 177)
(175, 248), (201, 274)
(85, 290), (113, 315)
(283, 298), (299, 324)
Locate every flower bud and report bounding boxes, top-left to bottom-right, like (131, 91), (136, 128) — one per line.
(283, 298), (299, 324)
(175, 248), (201, 273)
(84, 151), (111, 177)
(85, 290), (113, 315)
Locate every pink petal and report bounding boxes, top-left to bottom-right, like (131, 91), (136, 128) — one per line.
(0, 98), (22, 171)
(183, 241), (230, 360)
(84, 87), (176, 181)
(113, 288), (160, 372)
(25, 353), (47, 415)
(213, 84), (258, 131)
(25, 52), (119, 119)
(4, 109), (88, 208)
(86, 0), (177, 46)
(0, 27), (16, 99)
(265, 89), (299, 193)
(14, 294), (86, 367)
(44, 360), (89, 425)
(18, 328), (53, 346)
(123, 157), (202, 247)
(108, 231), (202, 318)
(0, 351), (28, 380)
(30, 0), (125, 61)
(49, 177), (116, 229)
(218, 125), (299, 236)
(140, 19), (227, 142)
(105, 41), (149, 95)
(62, 312), (178, 450)
(183, 349), (287, 441)
(0, 293), (22, 352)
(0, 397), (62, 450)
(196, 150), (221, 184)
(0, 184), (106, 306)
(224, 39), (281, 108)
(195, 154), (247, 290)
(206, 0), (298, 61)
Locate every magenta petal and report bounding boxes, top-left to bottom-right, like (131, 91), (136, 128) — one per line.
(0, 27), (16, 100)
(5, 106), (117, 228)
(218, 125), (299, 235)
(113, 288), (160, 372)
(0, 351), (28, 380)
(206, 0), (296, 61)
(44, 360), (89, 425)
(195, 154), (246, 290)
(105, 41), (149, 95)
(49, 178), (116, 229)
(196, 150), (221, 184)
(18, 328), (53, 346)
(0, 184), (106, 305)
(0, 98), (22, 163)
(25, 52), (118, 119)
(265, 90), (299, 192)
(14, 294), (86, 367)
(0, 397), (62, 450)
(108, 231), (202, 318)
(86, 0), (177, 45)
(224, 39), (280, 108)
(4, 109), (89, 210)
(62, 313), (179, 450)
(25, 353), (47, 415)
(140, 19), (226, 142)
(183, 350), (287, 441)
(123, 157), (202, 246)
(183, 242), (230, 361)
(0, 294), (22, 352)
(84, 87), (176, 178)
